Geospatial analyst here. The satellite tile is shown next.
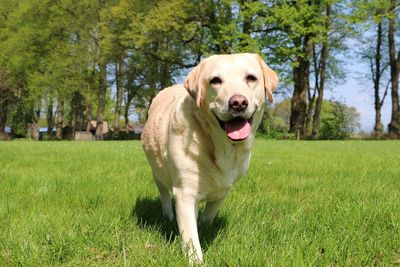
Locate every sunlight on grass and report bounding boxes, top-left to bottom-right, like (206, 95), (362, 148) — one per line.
(0, 140), (399, 265)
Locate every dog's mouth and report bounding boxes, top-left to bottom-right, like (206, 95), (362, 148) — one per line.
(215, 115), (253, 142)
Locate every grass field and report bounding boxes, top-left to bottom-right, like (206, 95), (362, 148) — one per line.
(0, 140), (399, 266)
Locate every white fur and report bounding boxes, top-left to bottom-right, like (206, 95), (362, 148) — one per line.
(141, 53), (278, 263)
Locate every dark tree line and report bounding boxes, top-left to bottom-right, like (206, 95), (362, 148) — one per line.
(0, 0), (399, 140)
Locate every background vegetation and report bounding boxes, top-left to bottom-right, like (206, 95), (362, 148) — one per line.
(0, 0), (399, 140)
(1, 140), (399, 265)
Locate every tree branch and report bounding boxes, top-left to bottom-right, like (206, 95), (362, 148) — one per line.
(146, 51), (198, 68)
(369, 58), (376, 85)
(380, 79), (390, 107)
(396, 49), (400, 72)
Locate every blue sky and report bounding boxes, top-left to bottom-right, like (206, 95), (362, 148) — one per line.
(326, 34), (394, 133)
(323, 48), (392, 133)
(273, 54), (390, 133)
(326, 77), (391, 133)
(329, 73), (393, 132)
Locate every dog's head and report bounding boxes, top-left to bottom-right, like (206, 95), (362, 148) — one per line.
(184, 53), (278, 142)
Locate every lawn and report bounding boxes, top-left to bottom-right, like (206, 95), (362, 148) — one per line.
(0, 140), (399, 266)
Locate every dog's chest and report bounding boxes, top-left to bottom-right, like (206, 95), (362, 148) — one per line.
(213, 147), (250, 187)
(198, 148), (250, 201)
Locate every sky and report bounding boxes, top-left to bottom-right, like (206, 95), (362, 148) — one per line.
(322, 49), (392, 133)
(326, 77), (391, 133)
(322, 35), (394, 133)
(273, 55), (391, 133)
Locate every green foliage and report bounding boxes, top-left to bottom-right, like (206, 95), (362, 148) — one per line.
(9, 102), (29, 137)
(0, 0), (395, 139)
(351, 0), (391, 24)
(259, 99), (291, 139)
(0, 0), (104, 134)
(261, 99), (360, 140)
(320, 100), (361, 140)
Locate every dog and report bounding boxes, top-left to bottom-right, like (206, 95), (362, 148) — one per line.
(141, 53), (278, 263)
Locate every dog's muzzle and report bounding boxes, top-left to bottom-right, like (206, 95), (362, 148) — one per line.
(215, 115), (253, 142)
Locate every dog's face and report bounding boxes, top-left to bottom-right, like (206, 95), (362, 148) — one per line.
(184, 53), (278, 142)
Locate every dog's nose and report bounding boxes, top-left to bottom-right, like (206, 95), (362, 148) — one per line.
(229, 95), (248, 113)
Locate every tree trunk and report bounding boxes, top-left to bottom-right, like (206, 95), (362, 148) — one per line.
(124, 94), (134, 128)
(70, 93), (77, 135)
(55, 97), (64, 140)
(375, 107), (383, 139)
(124, 58), (137, 128)
(305, 44), (319, 138)
(0, 71), (8, 133)
(388, 0), (400, 138)
(305, 90), (316, 138)
(311, 5), (330, 140)
(113, 52), (124, 134)
(71, 91), (85, 134)
(96, 61), (107, 140)
(124, 104), (129, 128)
(374, 22), (384, 139)
(27, 122), (40, 141)
(85, 104), (93, 132)
(46, 98), (54, 138)
(290, 35), (313, 139)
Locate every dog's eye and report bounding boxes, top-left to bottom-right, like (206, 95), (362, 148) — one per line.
(246, 74), (257, 82)
(210, 77), (222, 85)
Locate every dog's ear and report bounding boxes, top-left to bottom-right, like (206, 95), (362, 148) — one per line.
(184, 62), (205, 108)
(255, 54), (279, 103)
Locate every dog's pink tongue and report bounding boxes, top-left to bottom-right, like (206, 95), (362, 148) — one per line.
(224, 119), (251, 141)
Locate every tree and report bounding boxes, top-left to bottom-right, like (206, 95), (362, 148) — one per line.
(0, 0), (104, 139)
(265, 0), (322, 139)
(359, 21), (390, 139)
(259, 99), (291, 138)
(100, 2), (131, 134)
(260, 99), (360, 140)
(0, 0), (388, 140)
(310, 4), (331, 140)
(0, 0), (53, 138)
(0, 0), (16, 135)
(387, 0), (400, 138)
(320, 100), (361, 140)
(258, 0), (348, 139)
(371, 21), (389, 139)
(0, 70), (9, 134)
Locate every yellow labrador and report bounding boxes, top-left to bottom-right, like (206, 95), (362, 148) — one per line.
(141, 53), (278, 263)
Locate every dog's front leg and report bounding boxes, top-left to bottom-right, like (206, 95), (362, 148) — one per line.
(173, 188), (203, 263)
(199, 196), (226, 226)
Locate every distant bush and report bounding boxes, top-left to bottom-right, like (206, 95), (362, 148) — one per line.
(258, 99), (361, 140)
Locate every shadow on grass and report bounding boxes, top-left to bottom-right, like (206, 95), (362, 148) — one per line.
(131, 197), (179, 243)
(131, 197), (227, 249)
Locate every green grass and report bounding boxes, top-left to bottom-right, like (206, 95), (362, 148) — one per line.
(0, 140), (399, 266)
